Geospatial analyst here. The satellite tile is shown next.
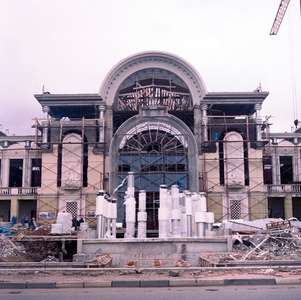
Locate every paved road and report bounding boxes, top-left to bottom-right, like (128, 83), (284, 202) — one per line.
(0, 286), (301, 300)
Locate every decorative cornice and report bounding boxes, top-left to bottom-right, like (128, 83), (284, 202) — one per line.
(203, 92), (269, 105)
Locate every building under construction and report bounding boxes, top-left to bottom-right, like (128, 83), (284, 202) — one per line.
(0, 51), (300, 236)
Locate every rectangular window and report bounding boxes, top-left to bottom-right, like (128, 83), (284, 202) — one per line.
(280, 156), (293, 184)
(263, 156), (273, 184)
(31, 158), (42, 187)
(268, 197), (285, 218)
(9, 159), (23, 187)
(292, 197), (301, 220)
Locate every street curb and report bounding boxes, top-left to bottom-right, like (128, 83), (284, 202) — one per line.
(56, 282), (84, 288)
(111, 280), (140, 288)
(0, 278), (300, 289)
(276, 278), (301, 285)
(26, 282), (56, 289)
(196, 279), (225, 286)
(169, 279), (197, 287)
(0, 283), (26, 289)
(84, 281), (111, 288)
(224, 279), (276, 286)
(140, 280), (169, 287)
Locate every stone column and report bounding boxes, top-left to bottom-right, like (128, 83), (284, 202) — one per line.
(1, 157), (9, 187)
(285, 195), (293, 219)
(294, 145), (301, 182)
(272, 147), (279, 185)
(255, 103), (262, 142)
(23, 149), (31, 188)
(98, 105), (105, 143)
(201, 104), (208, 142)
(104, 106), (113, 153)
(10, 196), (18, 221)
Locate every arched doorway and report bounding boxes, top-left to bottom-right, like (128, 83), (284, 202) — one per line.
(109, 113), (198, 236)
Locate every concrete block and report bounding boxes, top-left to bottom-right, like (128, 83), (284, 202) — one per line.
(0, 282), (26, 289)
(169, 279), (197, 287)
(276, 278), (301, 285)
(224, 279), (276, 286)
(84, 281), (111, 288)
(196, 279), (224, 286)
(140, 280), (169, 287)
(56, 282), (84, 288)
(111, 280), (140, 287)
(26, 282), (56, 289)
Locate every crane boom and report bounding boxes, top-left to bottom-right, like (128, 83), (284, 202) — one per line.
(270, 0), (291, 35)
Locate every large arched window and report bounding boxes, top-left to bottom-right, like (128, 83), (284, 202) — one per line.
(115, 122), (189, 236)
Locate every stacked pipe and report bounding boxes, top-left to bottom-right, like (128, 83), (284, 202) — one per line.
(158, 185), (215, 238)
(171, 185), (181, 237)
(124, 172), (136, 238)
(96, 190), (117, 239)
(137, 190), (147, 239)
(158, 185), (169, 238)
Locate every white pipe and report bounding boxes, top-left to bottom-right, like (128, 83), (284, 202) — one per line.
(159, 185), (169, 238)
(185, 191), (192, 237)
(124, 193), (136, 238)
(137, 190), (147, 239)
(96, 190), (105, 239)
(199, 192), (207, 212)
(171, 185), (181, 237)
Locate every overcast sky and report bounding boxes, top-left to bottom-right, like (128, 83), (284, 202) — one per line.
(0, 0), (300, 135)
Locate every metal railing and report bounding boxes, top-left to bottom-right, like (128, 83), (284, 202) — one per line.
(267, 184), (301, 194)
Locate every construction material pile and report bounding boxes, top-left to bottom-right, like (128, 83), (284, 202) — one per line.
(0, 236), (26, 261)
(229, 220), (301, 261)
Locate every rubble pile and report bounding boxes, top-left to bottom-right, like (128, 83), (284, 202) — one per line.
(198, 220), (301, 265)
(21, 241), (61, 262)
(0, 236), (27, 261)
(26, 225), (51, 236)
(227, 220), (301, 262)
(40, 255), (59, 263)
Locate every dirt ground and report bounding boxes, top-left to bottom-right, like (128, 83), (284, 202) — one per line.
(1, 268), (301, 283)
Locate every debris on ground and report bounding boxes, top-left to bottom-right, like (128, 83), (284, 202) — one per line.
(40, 255), (59, 263)
(125, 260), (137, 268)
(153, 259), (162, 268)
(175, 259), (191, 267)
(95, 254), (113, 267)
(0, 236), (27, 261)
(208, 219), (301, 264)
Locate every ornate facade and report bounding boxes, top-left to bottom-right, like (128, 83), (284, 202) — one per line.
(0, 51), (300, 235)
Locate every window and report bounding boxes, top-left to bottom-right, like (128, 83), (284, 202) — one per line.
(9, 159), (23, 187)
(263, 156), (273, 184)
(280, 156), (293, 184)
(31, 158), (42, 187)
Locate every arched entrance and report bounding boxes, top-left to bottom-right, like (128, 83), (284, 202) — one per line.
(109, 112), (198, 236)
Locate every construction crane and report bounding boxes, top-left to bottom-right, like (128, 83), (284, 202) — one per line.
(270, 0), (301, 35)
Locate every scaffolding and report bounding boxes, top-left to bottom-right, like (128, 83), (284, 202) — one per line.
(1, 112), (301, 226)
(199, 115), (301, 222)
